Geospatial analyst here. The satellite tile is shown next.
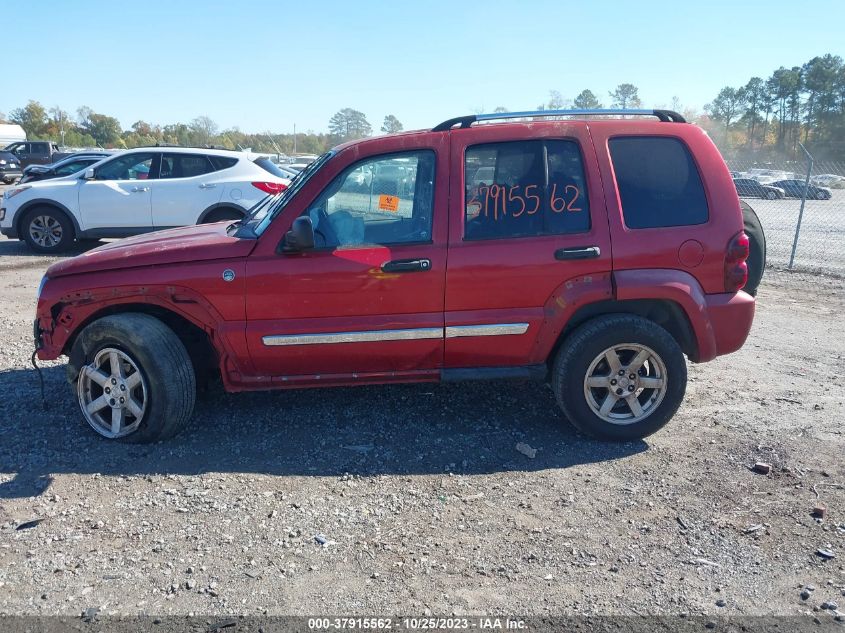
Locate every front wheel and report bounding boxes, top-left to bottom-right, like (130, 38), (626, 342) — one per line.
(70, 313), (196, 442)
(21, 207), (74, 253)
(552, 315), (687, 441)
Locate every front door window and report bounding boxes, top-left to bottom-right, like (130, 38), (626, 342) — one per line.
(304, 151), (435, 248)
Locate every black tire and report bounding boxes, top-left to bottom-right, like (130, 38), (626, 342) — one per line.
(765, 190), (778, 200)
(551, 314), (687, 441)
(200, 207), (243, 224)
(69, 313), (196, 443)
(740, 200), (766, 297)
(20, 206), (74, 253)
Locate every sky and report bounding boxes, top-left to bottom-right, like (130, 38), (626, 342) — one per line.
(4, 0), (844, 135)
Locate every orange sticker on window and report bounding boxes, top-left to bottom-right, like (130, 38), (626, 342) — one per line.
(378, 194), (400, 212)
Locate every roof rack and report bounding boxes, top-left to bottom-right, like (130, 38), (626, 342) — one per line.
(432, 108), (686, 132)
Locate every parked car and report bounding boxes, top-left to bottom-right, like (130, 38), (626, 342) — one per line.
(259, 161), (299, 179)
(20, 152), (114, 184)
(0, 150), (23, 184)
(32, 109), (756, 444)
(811, 173), (845, 188)
(2, 141), (72, 169)
(733, 178), (784, 200)
(769, 179), (832, 200)
(745, 168), (793, 183)
(0, 147), (290, 252)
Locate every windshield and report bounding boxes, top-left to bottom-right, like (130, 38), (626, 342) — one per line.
(247, 150), (335, 235)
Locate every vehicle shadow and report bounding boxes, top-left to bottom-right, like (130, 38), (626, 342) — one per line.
(0, 365), (648, 499)
(0, 237), (101, 260)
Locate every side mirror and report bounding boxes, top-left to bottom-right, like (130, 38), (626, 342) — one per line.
(82, 168), (95, 180)
(280, 216), (315, 253)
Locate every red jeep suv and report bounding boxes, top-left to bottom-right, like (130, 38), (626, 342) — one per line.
(34, 109), (755, 443)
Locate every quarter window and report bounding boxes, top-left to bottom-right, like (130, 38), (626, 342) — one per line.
(464, 140), (590, 240)
(304, 151), (435, 248)
(609, 137), (708, 229)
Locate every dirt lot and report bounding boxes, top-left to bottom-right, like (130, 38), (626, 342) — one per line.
(0, 236), (843, 620)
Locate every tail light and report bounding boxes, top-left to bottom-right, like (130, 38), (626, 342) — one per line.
(724, 231), (749, 292)
(251, 181), (288, 195)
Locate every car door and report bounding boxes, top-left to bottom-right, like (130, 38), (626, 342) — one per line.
(10, 142), (31, 167)
(29, 142), (51, 165)
(243, 134), (449, 379)
(444, 124), (612, 368)
(151, 153), (224, 228)
(77, 152), (158, 233)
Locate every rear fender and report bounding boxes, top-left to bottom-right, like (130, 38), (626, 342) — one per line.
(613, 269), (718, 362)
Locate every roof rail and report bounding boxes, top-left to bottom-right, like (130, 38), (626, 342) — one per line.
(432, 108), (686, 131)
(138, 143), (237, 151)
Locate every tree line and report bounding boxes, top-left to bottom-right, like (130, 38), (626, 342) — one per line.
(705, 54), (845, 160)
(0, 102), (406, 155)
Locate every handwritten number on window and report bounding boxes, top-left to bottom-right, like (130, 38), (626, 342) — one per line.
(467, 183), (581, 220)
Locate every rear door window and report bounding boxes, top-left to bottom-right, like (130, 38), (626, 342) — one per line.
(464, 140), (590, 240)
(160, 153), (215, 179)
(208, 155), (238, 171)
(609, 137), (708, 229)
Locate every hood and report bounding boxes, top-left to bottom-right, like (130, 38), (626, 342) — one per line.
(23, 163), (50, 173)
(46, 222), (257, 278)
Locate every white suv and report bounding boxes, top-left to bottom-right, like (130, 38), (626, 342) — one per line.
(0, 147), (290, 252)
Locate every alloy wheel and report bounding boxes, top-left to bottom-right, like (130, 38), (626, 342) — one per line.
(583, 343), (668, 425)
(28, 215), (63, 248)
(77, 348), (147, 438)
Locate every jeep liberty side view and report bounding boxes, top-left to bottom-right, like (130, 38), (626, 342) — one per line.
(34, 109), (756, 443)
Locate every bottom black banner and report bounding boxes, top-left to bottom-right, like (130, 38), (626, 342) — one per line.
(0, 615), (841, 633)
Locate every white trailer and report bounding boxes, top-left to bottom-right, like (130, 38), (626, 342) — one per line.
(0, 124), (26, 147)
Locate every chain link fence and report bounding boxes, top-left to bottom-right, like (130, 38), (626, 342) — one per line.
(725, 156), (845, 276)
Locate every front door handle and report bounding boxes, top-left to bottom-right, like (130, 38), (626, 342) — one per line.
(199, 183), (217, 189)
(131, 186), (150, 193)
(381, 258), (432, 273)
(555, 246), (601, 261)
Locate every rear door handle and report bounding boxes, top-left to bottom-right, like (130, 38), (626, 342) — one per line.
(199, 183), (216, 189)
(131, 186), (150, 193)
(381, 258), (432, 273)
(555, 246), (601, 261)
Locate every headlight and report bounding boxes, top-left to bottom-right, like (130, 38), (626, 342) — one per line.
(4, 185), (30, 199)
(0, 159), (6, 165)
(37, 275), (48, 299)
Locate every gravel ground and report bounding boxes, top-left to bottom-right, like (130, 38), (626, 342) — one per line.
(0, 236), (843, 620)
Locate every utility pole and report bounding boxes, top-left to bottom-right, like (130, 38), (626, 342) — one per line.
(293, 123), (297, 156)
(57, 106), (65, 146)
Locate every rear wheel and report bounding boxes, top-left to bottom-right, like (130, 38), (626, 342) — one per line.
(70, 313), (196, 442)
(21, 206), (74, 253)
(552, 314), (687, 441)
(740, 200), (766, 296)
